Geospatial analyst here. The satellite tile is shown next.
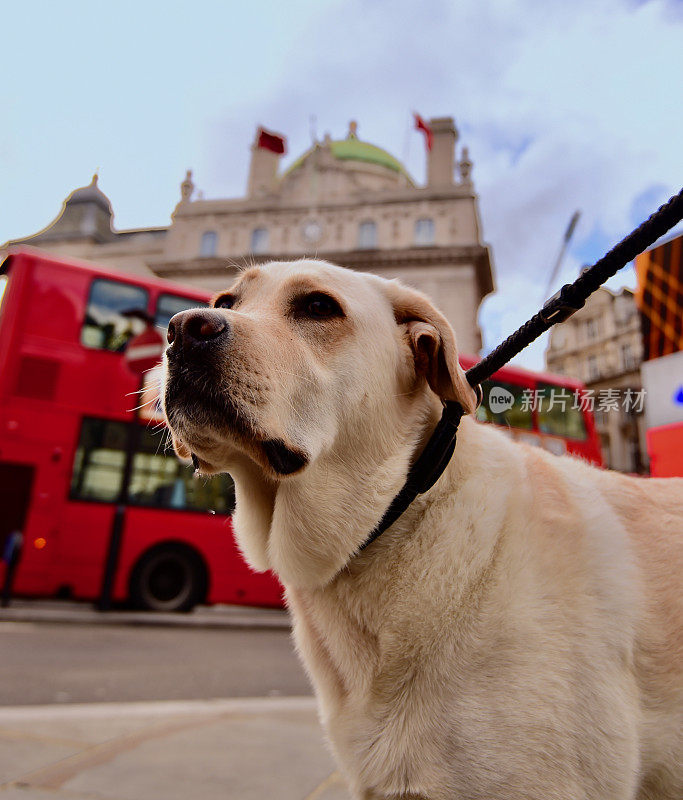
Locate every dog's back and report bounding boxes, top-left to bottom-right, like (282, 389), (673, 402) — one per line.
(593, 469), (683, 798)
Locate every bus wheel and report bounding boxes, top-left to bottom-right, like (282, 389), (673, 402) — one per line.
(129, 544), (207, 613)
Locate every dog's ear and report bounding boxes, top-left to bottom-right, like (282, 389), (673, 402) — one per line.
(386, 282), (477, 414)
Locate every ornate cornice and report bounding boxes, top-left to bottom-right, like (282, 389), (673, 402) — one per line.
(150, 243), (494, 298)
(173, 185), (477, 219)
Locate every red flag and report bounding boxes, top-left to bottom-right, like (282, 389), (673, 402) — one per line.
(413, 113), (433, 151)
(257, 127), (286, 155)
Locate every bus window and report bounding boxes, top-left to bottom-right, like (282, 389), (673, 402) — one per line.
(128, 428), (235, 514)
(155, 294), (208, 332)
(82, 279), (149, 352)
(0, 261), (9, 320)
(475, 380), (533, 430)
(70, 419), (235, 513)
(70, 418), (127, 502)
(537, 383), (587, 440)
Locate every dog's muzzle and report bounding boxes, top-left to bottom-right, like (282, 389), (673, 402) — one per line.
(163, 308), (233, 426)
(164, 309), (310, 477)
(166, 309), (229, 357)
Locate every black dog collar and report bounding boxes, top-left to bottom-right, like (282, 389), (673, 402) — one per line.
(358, 400), (465, 551)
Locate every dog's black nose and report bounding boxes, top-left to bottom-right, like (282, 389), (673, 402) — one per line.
(167, 309), (228, 350)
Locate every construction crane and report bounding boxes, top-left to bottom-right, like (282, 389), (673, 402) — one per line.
(545, 210), (581, 300)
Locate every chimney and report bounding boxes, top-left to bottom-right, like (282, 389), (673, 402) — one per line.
(247, 128), (285, 197)
(427, 117), (459, 188)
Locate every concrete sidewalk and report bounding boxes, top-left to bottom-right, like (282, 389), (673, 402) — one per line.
(0, 600), (290, 630)
(0, 697), (350, 800)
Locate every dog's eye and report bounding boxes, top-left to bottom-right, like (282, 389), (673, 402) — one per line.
(303, 293), (343, 319)
(214, 295), (235, 310)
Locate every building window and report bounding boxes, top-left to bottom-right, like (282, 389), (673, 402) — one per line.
(585, 318), (598, 340)
(81, 279), (149, 352)
(587, 355), (600, 381)
(414, 218), (435, 246)
(621, 343), (635, 371)
(614, 295), (635, 326)
(250, 227), (269, 254)
(200, 231), (218, 257)
(357, 221), (377, 249)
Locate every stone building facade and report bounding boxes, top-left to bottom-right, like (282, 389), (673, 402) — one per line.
(3, 117), (493, 355)
(545, 287), (647, 472)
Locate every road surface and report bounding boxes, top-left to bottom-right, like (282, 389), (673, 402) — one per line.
(0, 621), (311, 705)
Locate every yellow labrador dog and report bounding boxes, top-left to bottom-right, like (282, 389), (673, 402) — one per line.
(162, 259), (682, 800)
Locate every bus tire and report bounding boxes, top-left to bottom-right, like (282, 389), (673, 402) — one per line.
(129, 544), (208, 613)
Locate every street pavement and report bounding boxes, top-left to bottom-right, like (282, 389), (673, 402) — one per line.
(0, 697), (351, 799)
(0, 603), (353, 799)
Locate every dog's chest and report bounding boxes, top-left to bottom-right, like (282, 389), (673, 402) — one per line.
(289, 588), (460, 792)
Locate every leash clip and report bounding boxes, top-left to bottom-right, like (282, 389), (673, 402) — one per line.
(472, 383), (483, 411)
(541, 283), (586, 325)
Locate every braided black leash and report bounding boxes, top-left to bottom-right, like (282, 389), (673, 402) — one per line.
(359, 187), (683, 552)
(466, 187), (683, 388)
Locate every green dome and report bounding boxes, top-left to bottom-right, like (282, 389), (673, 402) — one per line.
(329, 137), (406, 173)
(285, 133), (411, 180)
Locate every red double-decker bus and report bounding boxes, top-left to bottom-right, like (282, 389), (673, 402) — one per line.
(458, 355), (603, 465)
(0, 249), (283, 611)
(0, 249), (602, 612)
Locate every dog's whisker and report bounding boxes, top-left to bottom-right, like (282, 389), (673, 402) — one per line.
(127, 396), (160, 412)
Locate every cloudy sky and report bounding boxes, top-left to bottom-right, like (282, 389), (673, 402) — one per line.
(2, 0), (681, 367)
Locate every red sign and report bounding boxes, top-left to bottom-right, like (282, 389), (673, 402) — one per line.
(124, 326), (166, 375)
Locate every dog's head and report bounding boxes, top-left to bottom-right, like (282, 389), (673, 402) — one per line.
(162, 259), (475, 585)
